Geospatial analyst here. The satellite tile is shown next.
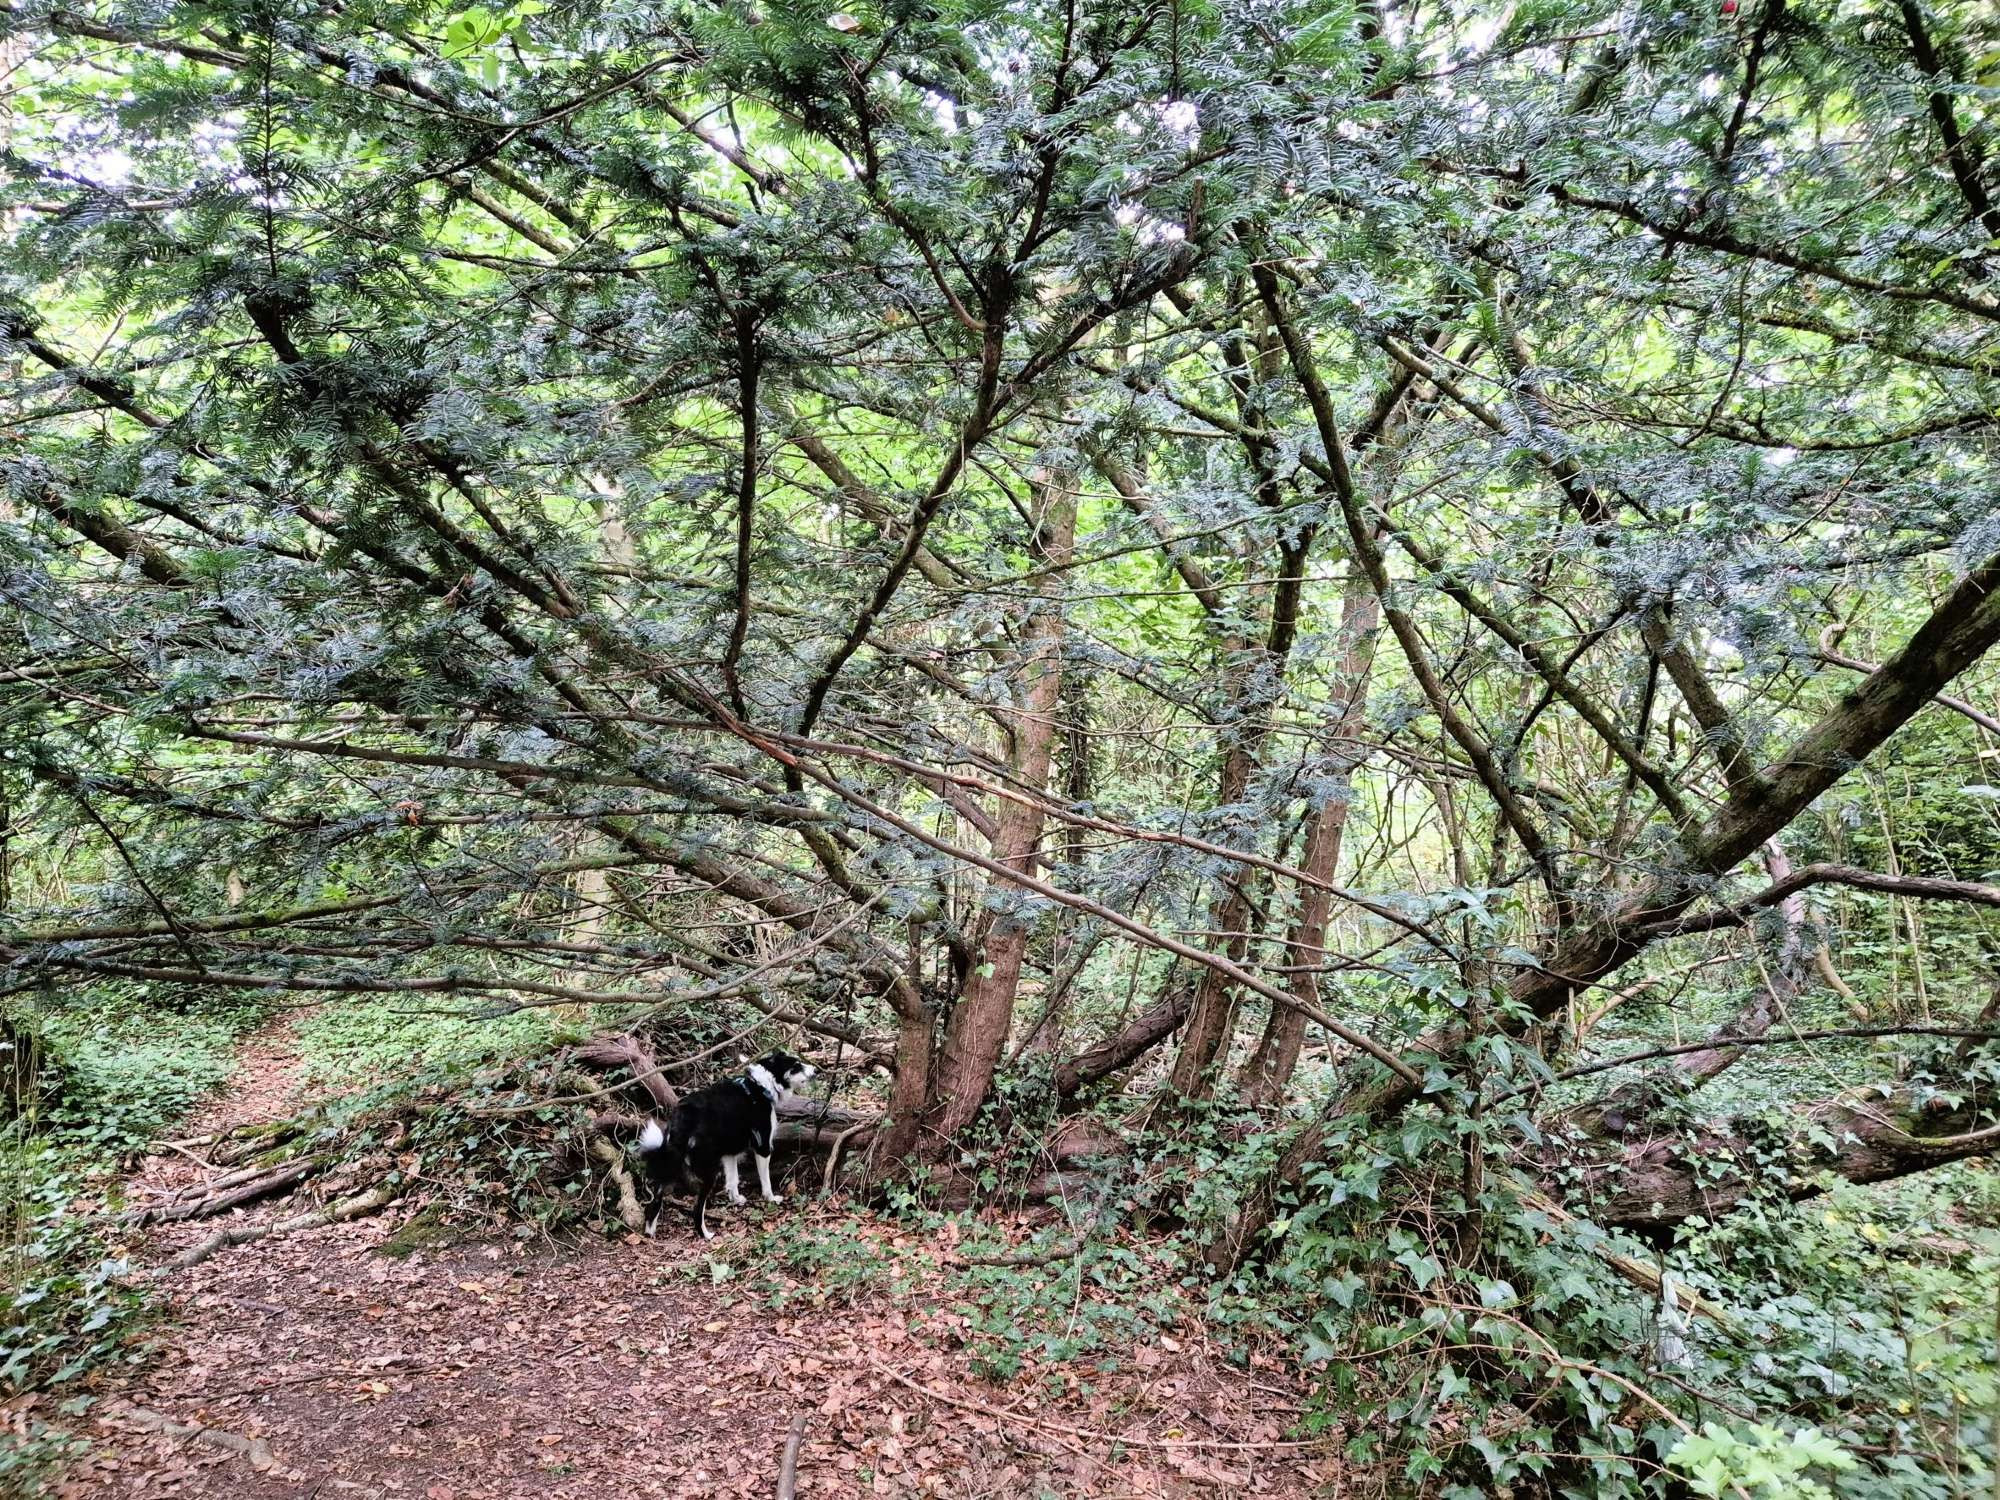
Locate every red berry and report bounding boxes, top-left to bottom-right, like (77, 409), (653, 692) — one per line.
(1721, 0), (1737, 12)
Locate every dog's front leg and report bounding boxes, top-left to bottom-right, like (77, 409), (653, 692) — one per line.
(755, 1153), (782, 1204)
(722, 1154), (747, 1205)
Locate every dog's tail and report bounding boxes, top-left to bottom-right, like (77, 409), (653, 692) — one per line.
(630, 1118), (678, 1236)
(633, 1117), (680, 1183)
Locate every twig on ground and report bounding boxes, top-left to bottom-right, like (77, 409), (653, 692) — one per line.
(122, 1159), (319, 1227)
(776, 1413), (807, 1499)
(153, 1138), (220, 1172)
(959, 1239), (1082, 1268)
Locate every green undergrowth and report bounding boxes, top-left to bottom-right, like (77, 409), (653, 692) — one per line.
(749, 1073), (1997, 1498)
(8, 986), (1997, 1500)
(1219, 1109), (2000, 1500)
(689, 1202), (1195, 1392)
(2, 983), (269, 1410)
(291, 997), (578, 1097)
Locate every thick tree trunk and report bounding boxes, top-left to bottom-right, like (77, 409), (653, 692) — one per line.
(1584, 1085), (1999, 1231)
(1240, 574), (1380, 1109)
(870, 1003), (935, 1166)
(1, 1014), (46, 1121)
(1016, 675), (1100, 1060)
(913, 473), (1076, 1152)
(1167, 729), (1264, 1094)
(1167, 868), (1258, 1094)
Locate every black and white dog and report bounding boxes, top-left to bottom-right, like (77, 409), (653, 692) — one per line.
(632, 1050), (817, 1239)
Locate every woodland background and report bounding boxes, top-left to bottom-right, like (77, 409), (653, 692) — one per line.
(2, 0), (1999, 1493)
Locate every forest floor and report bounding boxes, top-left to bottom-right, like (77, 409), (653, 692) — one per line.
(34, 1022), (1349, 1499)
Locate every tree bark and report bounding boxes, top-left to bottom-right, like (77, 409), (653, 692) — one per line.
(1571, 838), (1807, 1137)
(1052, 974), (1194, 1097)
(912, 471), (1076, 1153)
(1583, 1084), (1999, 1231)
(1239, 571), (1380, 1109)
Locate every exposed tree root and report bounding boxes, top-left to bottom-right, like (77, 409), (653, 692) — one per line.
(819, 1116), (879, 1193)
(115, 1406), (278, 1471)
(122, 1158), (319, 1227)
(777, 1413), (808, 1500)
(588, 1137), (645, 1232)
(150, 1181), (401, 1275)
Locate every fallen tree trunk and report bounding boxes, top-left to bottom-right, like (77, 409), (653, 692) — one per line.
(1581, 1087), (2000, 1232)
(590, 1097), (878, 1151)
(572, 1034), (678, 1110)
(576, 1032), (878, 1148)
(1052, 981), (1192, 1097)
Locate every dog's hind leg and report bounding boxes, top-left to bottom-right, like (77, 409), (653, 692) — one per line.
(755, 1153), (782, 1204)
(722, 1154), (747, 1205)
(694, 1175), (713, 1240)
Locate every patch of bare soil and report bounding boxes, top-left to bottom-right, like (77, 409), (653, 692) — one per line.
(50, 1030), (1345, 1498)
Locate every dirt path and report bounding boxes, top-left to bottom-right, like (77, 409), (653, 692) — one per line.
(56, 1029), (1344, 1498)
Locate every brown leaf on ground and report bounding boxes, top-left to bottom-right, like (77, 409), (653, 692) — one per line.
(51, 1022), (1348, 1499)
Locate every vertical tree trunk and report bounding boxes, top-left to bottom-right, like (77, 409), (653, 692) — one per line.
(1239, 573), (1380, 1107)
(1017, 663), (1100, 1058)
(1167, 734), (1264, 1094)
(916, 472), (1077, 1148)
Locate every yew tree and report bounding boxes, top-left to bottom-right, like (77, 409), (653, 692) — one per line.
(3, 0), (1998, 1247)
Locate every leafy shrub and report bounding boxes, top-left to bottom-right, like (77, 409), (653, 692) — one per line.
(0, 985), (265, 1396)
(0, 1413), (87, 1500)
(1223, 1108), (1998, 1499)
(0, 1146), (145, 1393)
(1669, 1423), (1858, 1499)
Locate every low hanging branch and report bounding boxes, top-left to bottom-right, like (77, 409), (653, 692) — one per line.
(1635, 863), (2000, 941)
(574, 1032), (879, 1149)
(1540, 1025), (2000, 1093)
